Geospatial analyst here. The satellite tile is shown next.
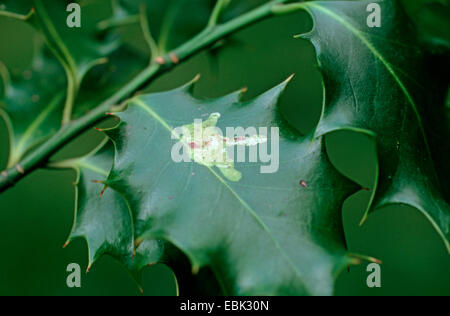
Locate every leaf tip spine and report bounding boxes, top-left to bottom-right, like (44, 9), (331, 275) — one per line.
(181, 74), (201, 94)
(359, 213), (369, 227)
(191, 265), (200, 275)
(192, 73), (202, 83)
(285, 73), (295, 84)
(372, 258), (382, 265)
(99, 185), (108, 198)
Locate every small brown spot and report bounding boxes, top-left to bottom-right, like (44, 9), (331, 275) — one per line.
(32, 94), (40, 103)
(169, 53), (179, 64)
(155, 57), (165, 65)
(299, 180), (308, 188)
(15, 164), (25, 174)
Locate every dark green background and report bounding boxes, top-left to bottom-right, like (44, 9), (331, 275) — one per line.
(0, 0), (449, 296)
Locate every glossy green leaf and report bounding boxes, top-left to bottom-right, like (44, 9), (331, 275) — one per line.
(303, 0), (449, 251)
(0, 42), (66, 166)
(102, 78), (362, 295)
(54, 140), (164, 289)
(56, 139), (223, 294)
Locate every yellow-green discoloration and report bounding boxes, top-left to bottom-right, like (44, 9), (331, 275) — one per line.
(181, 113), (267, 182)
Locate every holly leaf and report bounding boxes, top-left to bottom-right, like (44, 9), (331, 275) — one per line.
(102, 77), (364, 296)
(303, 0), (450, 251)
(52, 139), (164, 291)
(56, 139), (223, 295)
(0, 42), (66, 166)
